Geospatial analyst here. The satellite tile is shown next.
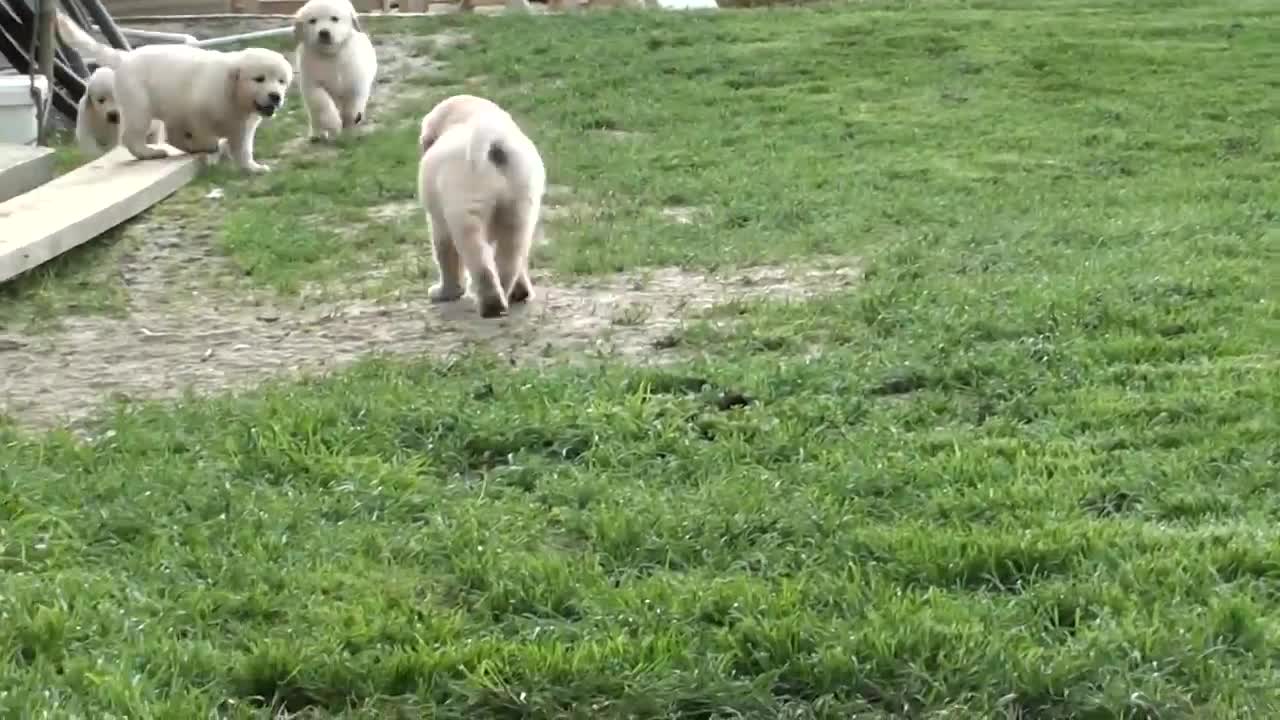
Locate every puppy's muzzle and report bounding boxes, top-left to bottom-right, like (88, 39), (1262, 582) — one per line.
(317, 28), (332, 44)
(256, 91), (284, 117)
(106, 110), (120, 124)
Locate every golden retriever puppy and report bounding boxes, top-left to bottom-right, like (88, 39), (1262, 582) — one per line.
(293, 0), (378, 142)
(417, 94), (546, 318)
(75, 67), (165, 157)
(56, 12), (293, 173)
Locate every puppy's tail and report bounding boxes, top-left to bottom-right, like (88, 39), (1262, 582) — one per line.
(56, 12), (125, 69)
(463, 113), (523, 178)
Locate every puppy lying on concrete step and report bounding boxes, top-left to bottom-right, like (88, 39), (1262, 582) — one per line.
(417, 94), (546, 319)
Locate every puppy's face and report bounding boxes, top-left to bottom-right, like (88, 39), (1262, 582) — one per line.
(85, 68), (121, 126)
(293, 0), (361, 52)
(230, 49), (294, 118)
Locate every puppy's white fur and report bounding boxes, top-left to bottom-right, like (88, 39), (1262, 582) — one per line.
(293, 0), (377, 142)
(417, 95), (546, 318)
(56, 13), (293, 173)
(75, 67), (165, 157)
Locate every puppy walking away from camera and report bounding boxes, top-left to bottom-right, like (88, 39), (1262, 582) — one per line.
(56, 12), (293, 173)
(417, 95), (546, 319)
(293, 0), (377, 142)
(75, 67), (165, 157)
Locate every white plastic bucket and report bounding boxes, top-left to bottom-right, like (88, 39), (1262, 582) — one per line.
(0, 74), (51, 146)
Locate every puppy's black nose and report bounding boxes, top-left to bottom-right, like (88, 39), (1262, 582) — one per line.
(318, 28), (331, 42)
(106, 110), (119, 123)
(268, 91), (282, 105)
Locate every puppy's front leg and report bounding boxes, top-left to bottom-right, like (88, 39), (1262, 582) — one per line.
(227, 122), (270, 174)
(340, 94), (370, 131)
(76, 121), (106, 157)
(146, 120), (167, 147)
(121, 111), (168, 161)
(304, 84), (342, 142)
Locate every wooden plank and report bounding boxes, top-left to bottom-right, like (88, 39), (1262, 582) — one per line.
(0, 145), (199, 284)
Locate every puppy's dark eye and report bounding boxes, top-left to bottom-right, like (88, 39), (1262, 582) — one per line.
(308, 17), (317, 23)
(330, 15), (338, 21)
(97, 96), (107, 103)
(254, 75), (266, 83)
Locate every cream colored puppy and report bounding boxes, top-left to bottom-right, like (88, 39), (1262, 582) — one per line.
(75, 67), (165, 157)
(56, 13), (292, 173)
(417, 95), (546, 319)
(293, 0), (377, 142)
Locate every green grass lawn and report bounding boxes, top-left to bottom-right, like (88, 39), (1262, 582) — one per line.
(3, 0), (1280, 716)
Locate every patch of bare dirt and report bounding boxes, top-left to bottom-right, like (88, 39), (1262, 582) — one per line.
(367, 200), (421, 223)
(661, 206), (707, 225)
(595, 129), (641, 140)
(0, 214), (859, 430)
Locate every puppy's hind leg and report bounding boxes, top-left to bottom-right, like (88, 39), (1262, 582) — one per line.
(450, 210), (507, 318)
(427, 207), (465, 303)
(495, 197), (540, 305)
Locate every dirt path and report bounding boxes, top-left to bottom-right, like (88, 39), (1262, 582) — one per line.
(0, 208), (859, 429)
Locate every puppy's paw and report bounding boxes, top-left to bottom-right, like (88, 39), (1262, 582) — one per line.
(478, 294), (509, 319)
(428, 283), (464, 303)
(245, 162), (271, 174)
(508, 276), (534, 304)
(131, 146), (169, 161)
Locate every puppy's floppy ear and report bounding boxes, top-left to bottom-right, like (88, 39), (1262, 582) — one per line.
(351, 10), (363, 33)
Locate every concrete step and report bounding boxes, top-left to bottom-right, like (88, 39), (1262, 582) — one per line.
(0, 144), (55, 205)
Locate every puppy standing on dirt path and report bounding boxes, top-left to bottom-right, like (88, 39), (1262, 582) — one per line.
(417, 94), (546, 319)
(55, 12), (293, 173)
(293, 0), (378, 142)
(75, 67), (165, 157)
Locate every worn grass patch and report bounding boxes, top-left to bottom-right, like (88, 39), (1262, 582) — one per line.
(3, 0), (1280, 716)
